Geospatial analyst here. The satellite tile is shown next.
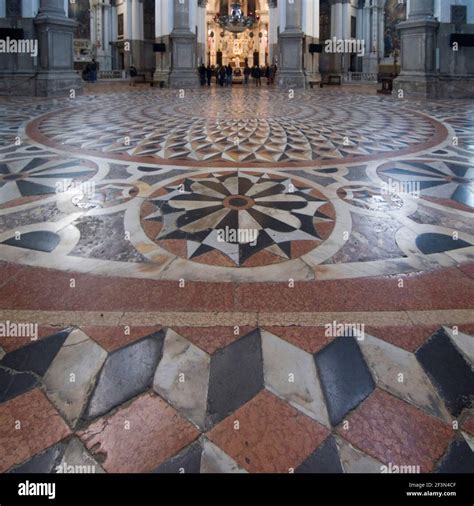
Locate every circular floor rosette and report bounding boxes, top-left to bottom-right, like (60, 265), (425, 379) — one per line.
(0, 157), (99, 210)
(26, 90), (448, 168)
(139, 171), (337, 268)
(377, 159), (474, 213)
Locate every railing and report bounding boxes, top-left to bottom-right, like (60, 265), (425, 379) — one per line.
(342, 72), (378, 82)
(99, 70), (126, 80)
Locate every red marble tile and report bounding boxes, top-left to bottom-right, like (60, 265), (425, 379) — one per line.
(364, 325), (439, 353)
(78, 392), (199, 473)
(458, 324), (474, 336)
(0, 265), (234, 312)
(193, 249), (236, 267)
(290, 240), (321, 259)
(0, 388), (71, 472)
(242, 249), (282, 267)
(172, 326), (256, 354)
(337, 389), (453, 473)
(206, 390), (329, 473)
(82, 325), (162, 352)
(262, 326), (334, 354)
(235, 267), (474, 312)
(461, 412), (474, 436)
(458, 262), (474, 279)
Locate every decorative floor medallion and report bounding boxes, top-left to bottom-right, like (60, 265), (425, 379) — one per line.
(141, 172), (335, 267)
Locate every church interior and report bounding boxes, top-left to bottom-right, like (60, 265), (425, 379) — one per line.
(0, 0), (473, 498)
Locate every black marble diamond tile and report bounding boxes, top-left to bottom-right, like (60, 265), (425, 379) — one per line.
(0, 368), (38, 403)
(9, 442), (66, 473)
(153, 441), (202, 474)
(205, 329), (263, 429)
(314, 336), (375, 426)
(85, 331), (165, 420)
(416, 233), (470, 254)
(2, 231), (60, 252)
(296, 435), (343, 473)
(0, 330), (70, 376)
(416, 329), (474, 417)
(435, 437), (474, 473)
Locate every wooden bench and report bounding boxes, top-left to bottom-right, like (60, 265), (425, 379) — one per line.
(328, 74), (342, 85)
(151, 80), (165, 88)
(308, 79), (322, 89)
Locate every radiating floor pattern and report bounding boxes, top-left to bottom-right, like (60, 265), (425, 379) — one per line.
(0, 85), (473, 474)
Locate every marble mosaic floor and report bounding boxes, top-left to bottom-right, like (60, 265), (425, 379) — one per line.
(0, 86), (473, 475)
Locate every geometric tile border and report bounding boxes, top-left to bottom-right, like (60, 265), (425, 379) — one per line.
(1, 324), (473, 473)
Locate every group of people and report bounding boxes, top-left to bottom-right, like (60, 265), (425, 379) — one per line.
(198, 63), (278, 87)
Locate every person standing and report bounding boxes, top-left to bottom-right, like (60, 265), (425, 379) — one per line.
(243, 64), (251, 86)
(226, 64), (233, 86)
(206, 65), (213, 86)
(219, 65), (226, 86)
(269, 64), (276, 85)
(253, 65), (261, 87)
(129, 65), (137, 86)
(199, 64), (206, 86)
(90, 59), (98, 83)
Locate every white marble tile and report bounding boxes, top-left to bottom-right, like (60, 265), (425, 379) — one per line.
(153, 329), (210, 429)
(43, 329), (107, 427)
(261, 329), (330, 427)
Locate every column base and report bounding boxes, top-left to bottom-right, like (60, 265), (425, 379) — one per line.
(169, 30), (198, 89)
(278, 71), (306, 88)
(278, 30), (305, 88)
(35, 71), (82, 97)
(34, 12), (83, 97)
(436, 75), (474, 99)
(169, 70), (198, 89)
(393, 74), (438, 99)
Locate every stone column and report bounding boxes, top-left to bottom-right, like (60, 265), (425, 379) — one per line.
(102, 1), (113, 71)
(169, 0), (198, 88)
(302, 0), (321, 84)
(328, 0), (344, 73)
(361, 0), (377, 73)
(196, 0), (208, 65)
(278, 0), (305, 88)
(393, 0), (439, 98)
(127, 0), (145, 71)
(268, 0), (278, 64)
(341, 0), (351, 71)
(153, 0), (172, 85)
(34, 0), (82, 96)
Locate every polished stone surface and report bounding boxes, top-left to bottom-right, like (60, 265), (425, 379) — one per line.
(85, 331), (164, 420)
(314, 336), (375, 426)
(0, 85), (473, 474)
(43, 329), (107, 426)
(205, 329), (263, 429)
(416, 328), (474, 417)
(0, 87), (472, 282)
